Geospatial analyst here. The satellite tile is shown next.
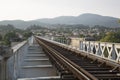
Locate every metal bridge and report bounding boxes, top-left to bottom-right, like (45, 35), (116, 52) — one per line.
(0, 36), (120, 80)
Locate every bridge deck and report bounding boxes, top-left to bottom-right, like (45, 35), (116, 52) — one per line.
(17, 38), (58, 80)
(8, 36), (120, 80)
(35, 36), (120, 80)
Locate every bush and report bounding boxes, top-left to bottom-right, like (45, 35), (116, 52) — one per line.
(100, 31), (120, 43)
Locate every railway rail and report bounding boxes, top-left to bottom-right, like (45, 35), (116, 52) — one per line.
(35, 36), (120, 80)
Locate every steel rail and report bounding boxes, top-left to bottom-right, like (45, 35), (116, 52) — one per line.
(35, 37), (98, 80)
(35, 36), (120, 80)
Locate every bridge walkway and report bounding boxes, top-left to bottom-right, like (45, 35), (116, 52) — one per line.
(17, 37), (58, 80)
(7, 36), (120, 80)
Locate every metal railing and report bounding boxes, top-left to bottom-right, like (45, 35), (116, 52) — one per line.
(79, 41), (120, 64)
(38, 36), (120, 64)
(36, 36), (120, 80)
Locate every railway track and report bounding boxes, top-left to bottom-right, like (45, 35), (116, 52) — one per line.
(35, 36), (120, 80)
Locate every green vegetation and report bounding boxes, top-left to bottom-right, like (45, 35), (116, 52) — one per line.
(23, 31), (33, 39)
(100, 31), (120, 43)
(0, 34), (2, 41)
(93, 33), (106, 41)
(54, 36), (70, 44)
(0, 24), (15, 31)
(26, 25), (46, 30)
(0, 23), (120, 46)
(3, 31), (17, 45)
(0, 24), (33, 46)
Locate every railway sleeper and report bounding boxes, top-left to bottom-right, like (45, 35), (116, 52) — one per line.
(80, 65), (100, 68)
(36, 37), (120, 80)
(89, 71), (119, 74)
(72, 61), (96, 65)
(84, 67), (111, 71)
(61, 74), (75, 79)
(94, 74), (120, 79)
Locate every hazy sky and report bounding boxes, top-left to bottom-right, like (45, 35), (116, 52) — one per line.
(0, 0), (120, 21)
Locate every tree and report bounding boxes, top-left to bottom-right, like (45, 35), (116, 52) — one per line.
(23, 31), (33, 39)
(79, 34), (84, 38)
(118, 19), (120, 23)
(0, 34), (2, 41)
(100, 31), (120, 43)
(4, 31), (17, 45)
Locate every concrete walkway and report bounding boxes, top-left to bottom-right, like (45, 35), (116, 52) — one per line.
(18, 37), (58, 80)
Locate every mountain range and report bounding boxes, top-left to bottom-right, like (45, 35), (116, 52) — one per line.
(0, 13), (119, 29)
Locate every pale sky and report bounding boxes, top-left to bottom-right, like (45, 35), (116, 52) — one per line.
(0, 0), (120, 21)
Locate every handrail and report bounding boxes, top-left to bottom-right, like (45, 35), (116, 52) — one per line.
(11, 41), (27, 53)
(80, 41), (120, 64)
(38, 36), (120, 64)
(36, 36), (120, 67)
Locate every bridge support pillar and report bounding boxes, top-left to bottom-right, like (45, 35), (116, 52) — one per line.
(0, 58), (3, 80)
(0, 57), (9, 80)
(1, 59), (5, 80)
